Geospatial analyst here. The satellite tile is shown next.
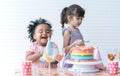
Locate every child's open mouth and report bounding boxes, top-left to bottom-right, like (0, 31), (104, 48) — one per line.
(41, 36), (47, 39)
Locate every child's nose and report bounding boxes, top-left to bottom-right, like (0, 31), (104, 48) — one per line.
(43, 31), (47, 34)
(42, 31), (46, 34)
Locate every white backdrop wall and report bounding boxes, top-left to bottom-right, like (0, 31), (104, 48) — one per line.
(0, 0), (120, 75)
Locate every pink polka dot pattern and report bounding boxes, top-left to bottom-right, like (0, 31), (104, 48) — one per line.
(22, 61), (32, 75)
(108, 62), (118, 74)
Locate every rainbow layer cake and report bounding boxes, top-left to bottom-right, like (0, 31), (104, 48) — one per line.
(70, 46), (94, 60)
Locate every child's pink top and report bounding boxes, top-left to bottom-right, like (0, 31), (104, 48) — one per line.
(26, 41), (58, 68)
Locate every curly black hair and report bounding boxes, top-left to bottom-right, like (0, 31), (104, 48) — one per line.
(27, 17), (52, 42)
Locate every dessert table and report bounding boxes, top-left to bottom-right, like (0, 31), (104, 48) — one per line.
(14, 67), (120, 76)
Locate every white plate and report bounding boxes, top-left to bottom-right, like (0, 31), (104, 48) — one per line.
(65, 59), (103, 73)
(65, 59), (102, 65)
(68, 68), (100, 73)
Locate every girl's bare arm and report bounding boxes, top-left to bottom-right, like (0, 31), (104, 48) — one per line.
(63, 30), (84, 53)
(25, 51), (43, 62)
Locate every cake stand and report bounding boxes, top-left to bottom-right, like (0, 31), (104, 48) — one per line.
(65, 59), (103, 73)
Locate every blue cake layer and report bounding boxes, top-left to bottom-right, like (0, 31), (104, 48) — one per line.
(70, 55), (93, 60)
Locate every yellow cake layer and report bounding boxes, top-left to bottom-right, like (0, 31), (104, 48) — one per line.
(70, 53), (93, 55)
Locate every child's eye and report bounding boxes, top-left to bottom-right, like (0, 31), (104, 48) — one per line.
(76, 17), (83, 20)
(80, 17), (83, 20)
(39, 30), (43, 33)
(46, 31), (51, 33)
(78, 18), (82, 20)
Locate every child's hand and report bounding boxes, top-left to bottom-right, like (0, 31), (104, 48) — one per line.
(73, 39), (84, 46)
(26, 51), (34, 56)
(38, 50), (44, 56)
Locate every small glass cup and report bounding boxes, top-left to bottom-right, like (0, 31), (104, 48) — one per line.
(56, 48), (64, 73)
(108, 54), (116, 61)
(44, 52), (54, 74)
(107, 48), (118, 62)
